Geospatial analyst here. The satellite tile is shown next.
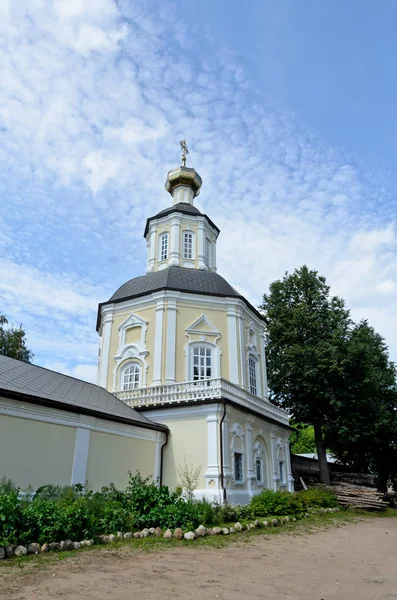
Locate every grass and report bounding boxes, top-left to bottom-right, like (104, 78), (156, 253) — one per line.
(2, 508), (397, 575)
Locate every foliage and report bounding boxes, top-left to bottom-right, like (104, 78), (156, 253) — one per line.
(0, 488), (21, 546)
(177, 456), (201, 502)
(289, 421), (316, 454)
(198, 500), (249, 525)
(325, 321), (397, 490)
(0, 313), (33, 362)
(249, 488), (337, 517)
(261, 266), (351, 484)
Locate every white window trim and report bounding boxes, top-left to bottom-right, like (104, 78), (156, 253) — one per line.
(248, 354), (261, 397)
(182, 230), (195, 260)
(204, 238), (211, 268)
(253, 439), (268, 488)
(159, 232), (169, 262)
(186, 341), (219, 381)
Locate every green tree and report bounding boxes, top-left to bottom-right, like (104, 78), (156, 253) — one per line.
(0, 314), (33, 363)
(289, 422), (316, 454)
(326, 320), (397, 491)
(261, 265), (350, 484)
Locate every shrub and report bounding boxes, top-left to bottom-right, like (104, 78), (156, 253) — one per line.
(0, 488), (21, 545)
(298, 488), (338, 509)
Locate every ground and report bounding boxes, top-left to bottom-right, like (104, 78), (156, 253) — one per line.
(1, 514), (397, 599)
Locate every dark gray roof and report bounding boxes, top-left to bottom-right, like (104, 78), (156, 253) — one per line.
(0, 355), (166, 431)
(143, 202), (220, 238)
(98, 267), (264, 330)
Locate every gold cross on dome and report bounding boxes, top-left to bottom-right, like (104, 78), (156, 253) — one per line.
(179, 139), (189, 166)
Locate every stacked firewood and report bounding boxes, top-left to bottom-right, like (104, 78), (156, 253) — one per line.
(330, 482), (388, 511)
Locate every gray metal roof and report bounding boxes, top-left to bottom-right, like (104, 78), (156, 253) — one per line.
(143, 202), (220, 238)
(98, 266), (264, 330)
(109, 266), (240, 302)
(0, 354), (166, 431)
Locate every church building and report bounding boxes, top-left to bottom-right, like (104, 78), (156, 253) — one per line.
(96, 146), (293, 503)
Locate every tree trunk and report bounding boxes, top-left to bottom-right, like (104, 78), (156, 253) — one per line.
(314, 420), (331, 485)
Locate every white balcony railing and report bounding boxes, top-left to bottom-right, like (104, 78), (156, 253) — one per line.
(116, 378), (289, 426)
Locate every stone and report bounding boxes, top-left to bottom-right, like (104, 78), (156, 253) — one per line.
(48, 542), (59, 551)
(149, 527), (155, 535)
(229, 527), (236, 534)
(210, 527), (222, 535)
(249, 523), (255, 530)
(133, 532), (141, 539)
(14, 545), (27, 557)
(28, 543), (40, 555)
(100, 535), (109, 544)
(284, 516), (290, 522)
(123, 532), (132, 540)
(86, 540), (94, 546)
(184, 532), (195, 540)
(272, 519), (279, 527)
(154, 527), (162, 537)
(222, 528), (229, 535)
(173, 528), (183, 540)
(41, 543), (49, 553)
(263, 521), (269, 527)
(163, 529), (172, 539)
(141, 529), (150, 538)
(108, 534), (116, 543)
(5, 545), (16, 558)
(304, 513), (310, 518)
(0, 547), (5, 560)
(254, 520), (260, 526)
(116, 531), (123, 540)
(73, 542), (81, 550)
(234, 522), (243, 532)
(194, 525), (207, 537)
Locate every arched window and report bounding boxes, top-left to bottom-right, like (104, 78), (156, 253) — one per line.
(231, 424), (244, 484)
(192, 345), (213, 381)
(183, 231), (194, 259)
(248, 355), (258, 396)
(204, 238), (211, 267)
(159, 233), (168, 261)
(121, 363), (141, 391)
(254, 439), (268, 487)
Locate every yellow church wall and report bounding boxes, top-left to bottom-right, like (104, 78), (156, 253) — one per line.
(0, 408), (75, 488)
(158, 414), (208, 490)
(86, 430), (155, 490)
(174, 303), (230, 382)
(105, 303), (156, 390)
(125, 326), (141, 345)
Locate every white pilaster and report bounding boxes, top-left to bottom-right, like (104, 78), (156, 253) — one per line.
(197, 221), (206, 270)
(71, 427), (90, 485)
(98, 308), (114, 389)
(237, 307), (247, 389)
(227, 305), (239, 384)
(147, 225), (157, 272)
(271, 432), (278, 490)
(222, 415), (230, 476)
(262, 331), (268, 398)
(152, 292), (165, 385)
(285, 438), (294, 491)
(169, 217), (181, 266)
(172, 185), (194, 205)
(153, 431), (166, 485)
(205, 411), (220, 489)
(165, 293), (180, 384)
(245, 424), (254, 498)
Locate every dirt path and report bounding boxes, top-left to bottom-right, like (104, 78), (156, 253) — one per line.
(1, 517), (397, 600)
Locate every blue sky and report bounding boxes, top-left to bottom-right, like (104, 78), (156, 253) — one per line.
(1, 0), (397, 382)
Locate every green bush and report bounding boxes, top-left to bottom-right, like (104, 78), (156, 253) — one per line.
(298, 488), (338, 509)
(249, 488), (337, 517)
(0, 489), (21, 546)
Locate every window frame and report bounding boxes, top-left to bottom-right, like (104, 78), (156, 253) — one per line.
(248, 355), (258, 396)
(121, 362), (141, 391)
(182, 230), (194, 260)
(204, 238), (211, 267)
(191, 344), (213, 381)
(234, 451), (244, 483)
(159, 232), (169, 262)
